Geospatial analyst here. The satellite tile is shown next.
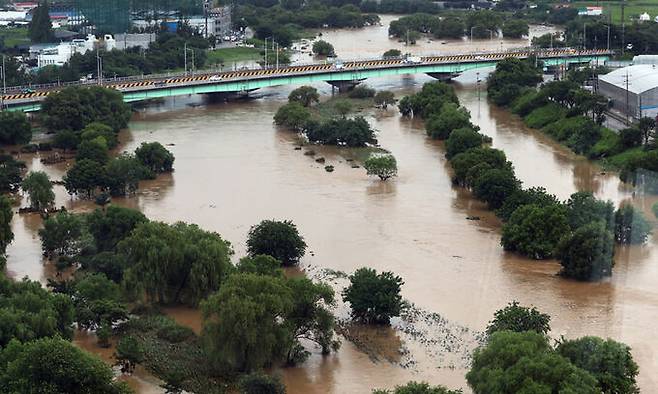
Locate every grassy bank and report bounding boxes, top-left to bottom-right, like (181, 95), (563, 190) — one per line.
(206, 47), (262, 65)
(561, 0), (658, 24)
(0, 27), (30, 48)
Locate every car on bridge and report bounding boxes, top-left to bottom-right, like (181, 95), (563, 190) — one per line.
(404, 56), (422, 64)
(209, 75), (223, 81)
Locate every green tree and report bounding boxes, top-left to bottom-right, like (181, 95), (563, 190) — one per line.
(501, 19), (529, 38)
(274, 102), (312, 131)
(21, 171), (55, 211)
(565, 191), (615, 230)
(0, 275), (74, 347)
(119, 221), (233, 305)
(284, 277), (339, 364)
(486, 301), (551, 336)
(0, 337), (131, 393)
(80, 122), (119, 149)
(28, 0), (54, 43)
(374, 90), (396, 109)
(39, 211), (85, 257)
(0, 111), (32, 145)
(614, 205), (652, 244)
(80, 251), (127, 283)
(473, 168), (520, 209)
(77, 138), (110, 164)
(236, 254), (283, 277)
(557, 336), (639, 394)
(246, 219), (306, 265)
(382, 49), (402, 59)
(342, 267), (403, 325)
(364, 154), (398, 181)
(435, 18), (465, 39)
(349, 85), (376, 99)
(239, 372), (286, 394)
(87, 206), (148, 252)
(0, 195), (14, 255)
(288, 86), (319, 107)
(73, 273), (127, 331)
(104, 154), (153, 196)
(496, 187), (559, 222)
(334, 99), (352, 117)
(501, 203), (570, 259)
(445, 127), (484, 159)
(116, 335), (144, 374)
(653, 202), (658, 219)
(54, 130), (81, 151)
(0, 155), (25, 193)
(201, 273), (293, 372)
(312, 40), (335, 56)
(638, 116), (656, 145)
(557, 221), (615, 281)
(487, 58), (542, 107)
(450, 147), (509, 187)
(373, 381), (462, 394)
(63, 159), (106, 197)
(466, 331), (599, 394)
(619, 127), (642, 149)
(41, 86), (132, 133)
(425, 103), (472, 140)
(135, 142), (175, 173)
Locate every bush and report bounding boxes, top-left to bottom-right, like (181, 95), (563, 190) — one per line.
(239, 373), (286, 394)
(496, 187), (559, 222)
(157, 324), (195, 343)
(450, 147), (509, 186)
(312, 40), (335, 56)
(246, 219), (307, 265)
(511, 89), (547, 117)
(557, 222), (614, 281)
(543, 116), (601, 154)
(619, 127), (643, 149)
(486, 301), (551, 335)
(589, 128), (622, 158)
(523, 103), (566, 129)
(382, 49), (402, 58)
(348, 85), (376, 99)
(305, 116), (376, 147)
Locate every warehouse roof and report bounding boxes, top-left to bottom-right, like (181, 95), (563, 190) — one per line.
(633, 55), (658, 65)
(599, 64), (658, 94)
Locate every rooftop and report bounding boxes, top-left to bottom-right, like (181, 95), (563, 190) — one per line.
(599, 64), (658, 94)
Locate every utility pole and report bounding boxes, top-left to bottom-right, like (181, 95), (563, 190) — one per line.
(275, 42), (279, 69)
(1, 55), (5, 110)
(264, 37), (269, 68)
(624, 68), (630, 125)
(96, 50), (103, 85)
(583, 23), (587, 50)
(204, 0), (210, 39)
(606, 24), (610, 51)
(621, 0), (626, 55)
(184, 42), (188, 75)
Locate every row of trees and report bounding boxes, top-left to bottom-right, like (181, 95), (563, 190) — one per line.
(490, 57), (658, 194)
(400, 80), (653, 281)
(388, 11), (529, 41)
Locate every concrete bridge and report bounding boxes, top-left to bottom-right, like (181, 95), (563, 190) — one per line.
(1, 48), (612, 112)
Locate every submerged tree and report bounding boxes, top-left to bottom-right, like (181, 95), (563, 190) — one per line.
(342, 267), (404, 325)
(364, 154), (398, 181)
(246, 219), (307, 265)
(486, 301), (551, 336)
(21, 171), (55, 211)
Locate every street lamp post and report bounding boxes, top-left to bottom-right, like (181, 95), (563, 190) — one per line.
(1, 55), (5, 110)
(470, 26), (475, 42)
(184, 42), (188, 75)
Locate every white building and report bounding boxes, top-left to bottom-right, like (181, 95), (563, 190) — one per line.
(37, 34), (104, 68)
(639, 12), (651, 22)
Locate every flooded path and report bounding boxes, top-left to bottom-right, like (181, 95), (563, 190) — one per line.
(4, 15), (658, 393)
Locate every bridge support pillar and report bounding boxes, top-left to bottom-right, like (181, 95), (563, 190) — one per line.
(327, 79), (364, 93)
(426, 72), (461, 81)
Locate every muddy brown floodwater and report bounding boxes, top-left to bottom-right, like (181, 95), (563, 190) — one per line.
(5, 15), (658, 394)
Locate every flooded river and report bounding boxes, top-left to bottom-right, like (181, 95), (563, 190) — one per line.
(5, 15), (658, 393)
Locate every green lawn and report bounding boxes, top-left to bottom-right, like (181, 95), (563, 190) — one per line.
(206, 47), (262, 65)
(0, 27), (30, 48)
(566, 0), (658, 24)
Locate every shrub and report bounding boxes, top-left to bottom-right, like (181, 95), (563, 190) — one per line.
(511, 89), (547, 117)
(0, 111), (32, 145)
(589, 128), (622, 158)
(239, 373), (286, 394)
(274, 102), (311, 131)
(523, 103), (566, 129)
(473, 168), (521, 209)
(348, 85), (376, 99)
(135, 142), (175, 173)
(486, 301), (551, 335)
(157, 324), (195, 343)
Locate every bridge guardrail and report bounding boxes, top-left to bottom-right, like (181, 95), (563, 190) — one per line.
(1, 47), (613, 94)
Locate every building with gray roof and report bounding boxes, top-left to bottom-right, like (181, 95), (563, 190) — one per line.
(598, 64), (658, 120)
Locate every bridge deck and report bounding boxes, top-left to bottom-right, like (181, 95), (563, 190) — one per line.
(1, 48), (612, 111)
